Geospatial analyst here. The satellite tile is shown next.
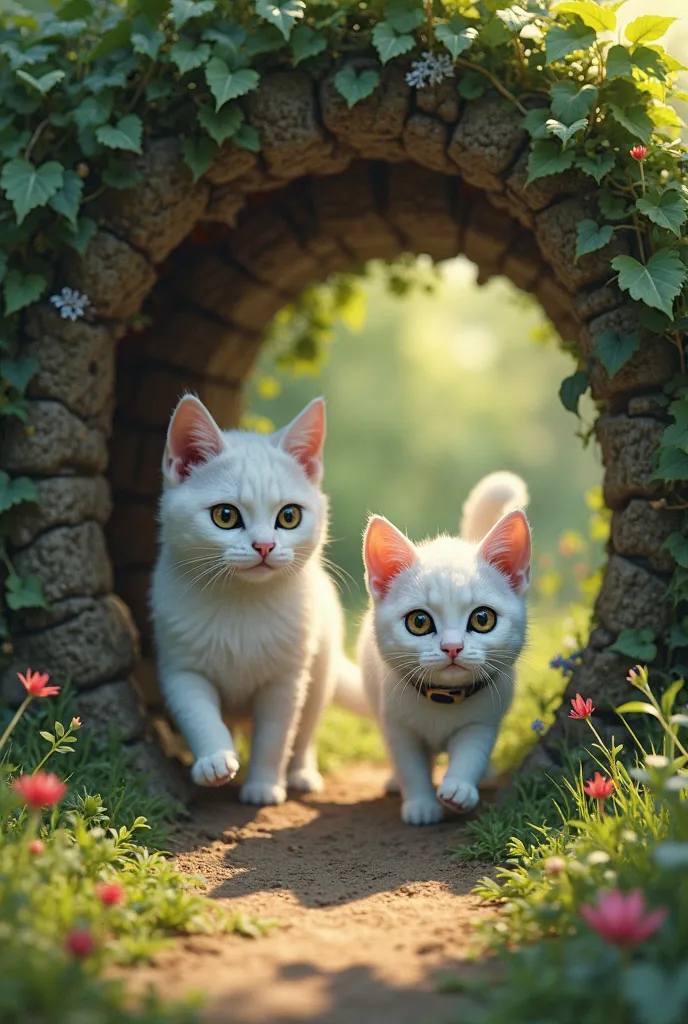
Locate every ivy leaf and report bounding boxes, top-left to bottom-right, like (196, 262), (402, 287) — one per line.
(171, 0), (215, 30)
(386, 0), (424, 33)
(132, 25), (164, 60)
(5, 574), (48, 611)
(606, 43), (634, 80)
(576, 219), (614, 258)
(333, 66), (380, 109)
(598, 189), (628, 221)
(576, 152), (615, 183)
(0, 158), (63, 224)
(73, 94), (113, 130)
(3, 271), (46, 315)
(61, 217), (97, 255)
(457, 71), (485, 100)
(552, 1), (615, 32)
(653, 445), (688, 482)
(233, 123), (261, 152)
(636, 188), (687, 237)
(256, 0), (305, 40)
(550, 81), (598, 122)
(625, 15), (676, 45)
(608, 103), (653, 142)
(197, 104), (243, 145)
(101, 161), (143, 190)
(0, 471), (38, 513)
(58, 0), (93, 18)
(544, 23), (596, 64)
(90, 20), (132, 60)
(611, 249), (686, 316)
(371, 22), (414, 64)
(522, 108), (550, 140)
(15, 69), (65, 95)
(0, 358), (38, 393)
(663, 533), (688, 569)
(610, 629), (657, 662)
(291, 24), (327, 65)
(632, 45), (668, 81)
(435, 19), (478, 60)
(559, 370), (589, 415)
(546, 117), (588, 147)
(49, 169), (83, 226)
(525, 140), (576, 185)
(182, 137), (216, 182)
(205, 59), (260, 111)
(96, 115), (143, 154)
(595, 329), (640, 377)
(170, 38), (211, 74)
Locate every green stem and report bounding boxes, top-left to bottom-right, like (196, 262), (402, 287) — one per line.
(424, 0), (433, 48)
(0, 695), (32, 755)
(454, 59), (527, 114)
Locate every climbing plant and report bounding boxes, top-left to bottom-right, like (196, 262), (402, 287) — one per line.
(0, 0), (686, 670)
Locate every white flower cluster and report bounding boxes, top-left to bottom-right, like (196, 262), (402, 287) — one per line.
(50, 287), (90, 322)
(405, 51), (454, 89)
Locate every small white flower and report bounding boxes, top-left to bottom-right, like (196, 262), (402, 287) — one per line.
(587, 850), (611, 866)
(405, 51), (454, 90)
(50, 286), (90, 322)
(645, 754), (670, 770)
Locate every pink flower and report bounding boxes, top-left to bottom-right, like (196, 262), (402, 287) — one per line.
(28, 839), (45, 855)
(65, 929), (95, 958)
(18, 669), (60, 698)
(630, 145), (648, 161)
(13, 771), (67, 810)
(580, 889), (667, 947)
(96, 881), (125, 906)
(544, 856), (566, 875)
(584, 772), (615, 801)
(569, 694), (595, 719)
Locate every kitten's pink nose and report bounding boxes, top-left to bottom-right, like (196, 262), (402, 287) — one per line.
(441, 642), (464, 662)
(253, 541), (275, 560)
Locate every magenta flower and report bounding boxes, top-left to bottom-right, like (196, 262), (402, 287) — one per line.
(569, 694), (595, 719)
(580, 889), (667, 947)
(584, 772), (615, 801)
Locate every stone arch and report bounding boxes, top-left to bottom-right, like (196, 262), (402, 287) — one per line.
(0, 67), (677, 789)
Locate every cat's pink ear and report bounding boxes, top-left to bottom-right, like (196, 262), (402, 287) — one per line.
(278, 397), (326, 482)
(364, 516), (417, 599)
(163, 395), (224, 485)
(478, 510), (531, 594)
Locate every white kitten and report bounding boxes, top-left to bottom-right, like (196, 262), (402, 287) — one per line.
(151, 395), (358, 805)
(357, 472), (531, 826)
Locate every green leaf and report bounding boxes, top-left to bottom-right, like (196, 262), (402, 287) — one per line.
(615, 700), (660, 718)
(606, 43), (633, 79)
(15, 69), (65, 95)
(59, 0), (92, 17)
(90, 19), (132, 60)
(610, 629), (657, 662)
(233, 123), (261, 152)
(5, 574), (48, 611)
(205, 59), (260, 111)
(3, 271), (47, 315)
(653, 445), (688, 482)
(552, 0), (615, 32)
(661, 677), (685, 720)
(550, 81), (598, 122)
(636, 188), (687, 237)
(49, 170), (83, 226)
(663, 534), (688, 567)
(608, 103), (653, 143)
(171, 0), (215, 30)
(291, 24), (327, 65)
(632, 45), (669, 81)
(96, 115), (143, 154)
(256, 0), (304, 40)
(60, 216), (97, 255)
(132, 23), (164, 60)
(625, 15), (676, 45)
(39, 731), (55, 743)
(101, 161), (143, 190)
(525, 140), (576, 185)
(546, 117), (588, 147)
(457, 70), (486, 100)
(0, 357), (38, 393)
(0, 158), (63, 224)
(595, 329), (640, 377)
(576, 152), (615, 183)
(522, 108), (550, 140)
(54, 720), (65, 739)
(73, 94), (113, 130)
(544, 23), (596, 64)
(170, 38), (211, 73)
(612, 249), (686, 316)
(197, 104), (243, 145)
(333, 66), (380, 109)
(559, 370), (588, 415)
(0, 472), (37, 513)
(576, 219), (614, 258)
(598, 189), (628, 221)
(386, 0), (424, 33)
(371, 22), (414, 64)
(435, 19), (478, 59)
(182, 137), (216, 182)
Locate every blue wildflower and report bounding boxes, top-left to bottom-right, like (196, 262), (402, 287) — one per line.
(531, 718), (545, 734)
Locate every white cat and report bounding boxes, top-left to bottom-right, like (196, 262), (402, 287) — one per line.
(357, 472), (531, 826)
(151, 394), (360, 805)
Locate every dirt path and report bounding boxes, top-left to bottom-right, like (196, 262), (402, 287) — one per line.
(131, 765), (497, 1023)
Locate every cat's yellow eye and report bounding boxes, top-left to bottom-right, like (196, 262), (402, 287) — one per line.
(405, 610), (436, 637)
(276, 505), (302, 530)
(210, 505), (242, 530)
(468, 607), (497, 633)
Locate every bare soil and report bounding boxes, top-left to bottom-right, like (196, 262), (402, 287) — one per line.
(129, 765), (498, 1023)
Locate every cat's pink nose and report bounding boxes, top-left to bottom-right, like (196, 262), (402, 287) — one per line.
(441, 642), (464, 661)
(253, 541), (275, 560)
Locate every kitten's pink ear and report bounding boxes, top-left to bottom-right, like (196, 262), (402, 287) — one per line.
(278, 397), (326, 483)
(163, 395), (224, 485)
(364, 516), (417, 599)
(478, 510), (531, 594)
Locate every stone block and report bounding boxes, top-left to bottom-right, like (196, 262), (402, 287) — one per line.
(448, 93), (526, 192)
(9, 476), (112, 549)
(12, 522), (112, 604)
(63, 231), (156, 320)
(249, 71), (337, 179)
(77, 678), (147, 743)
(535, 197), (628, 293)
(0, 401), (107, 475)
(582, 304), (677, 399)
(595, 554), (669, 635)
(106, 498), (157, 569)
(321, 61), (410, 149)
(387, 165), (459, 261)
(611, 499), (680, 574)
(597, 413), (664, 509)
(402, 114), (456, 174)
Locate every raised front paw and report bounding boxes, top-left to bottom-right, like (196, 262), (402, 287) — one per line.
(401, 796), (444, 826)
(191, 750), (240, 787)
(287, 767), (324, 794)
(240, 780), (287, 806)
(437, 777), (480, 812)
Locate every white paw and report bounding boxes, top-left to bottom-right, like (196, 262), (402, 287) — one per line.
(287, 767), (324, 793)
(191, 750), (240, 787)
(437, 777), (480, 812)
(240, 780), (287, 806)
(401, 796), (444, 826)
(385, 774), (401, 796)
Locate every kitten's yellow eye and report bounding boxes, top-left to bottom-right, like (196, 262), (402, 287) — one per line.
(405, 610), (436, 636)
(211, 505), (241, 530)
(469, 607), (497, 633)
(276, 505), (302, 530)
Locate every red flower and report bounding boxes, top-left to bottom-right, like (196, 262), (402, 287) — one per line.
(580, 889), (667, 947)
(28, 839), (45, 855)
(65, 929), (95, 958)
(569, 693), (595, 719)
(584, 772), (615, 800)
(18, 669), (60, 698)
(13, 771), (67, 810)
(630, 145), (648, 161)
(96, 881), (125, 907)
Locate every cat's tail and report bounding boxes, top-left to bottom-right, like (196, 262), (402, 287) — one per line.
(460, 471), (529, 542)
(333, 657), (372, 717)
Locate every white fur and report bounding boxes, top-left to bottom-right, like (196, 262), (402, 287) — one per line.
(151, 396), (353, 805)
(358, 473), (530, 826)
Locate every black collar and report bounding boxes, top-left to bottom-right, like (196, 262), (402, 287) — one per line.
(417, 678), (488, 705)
